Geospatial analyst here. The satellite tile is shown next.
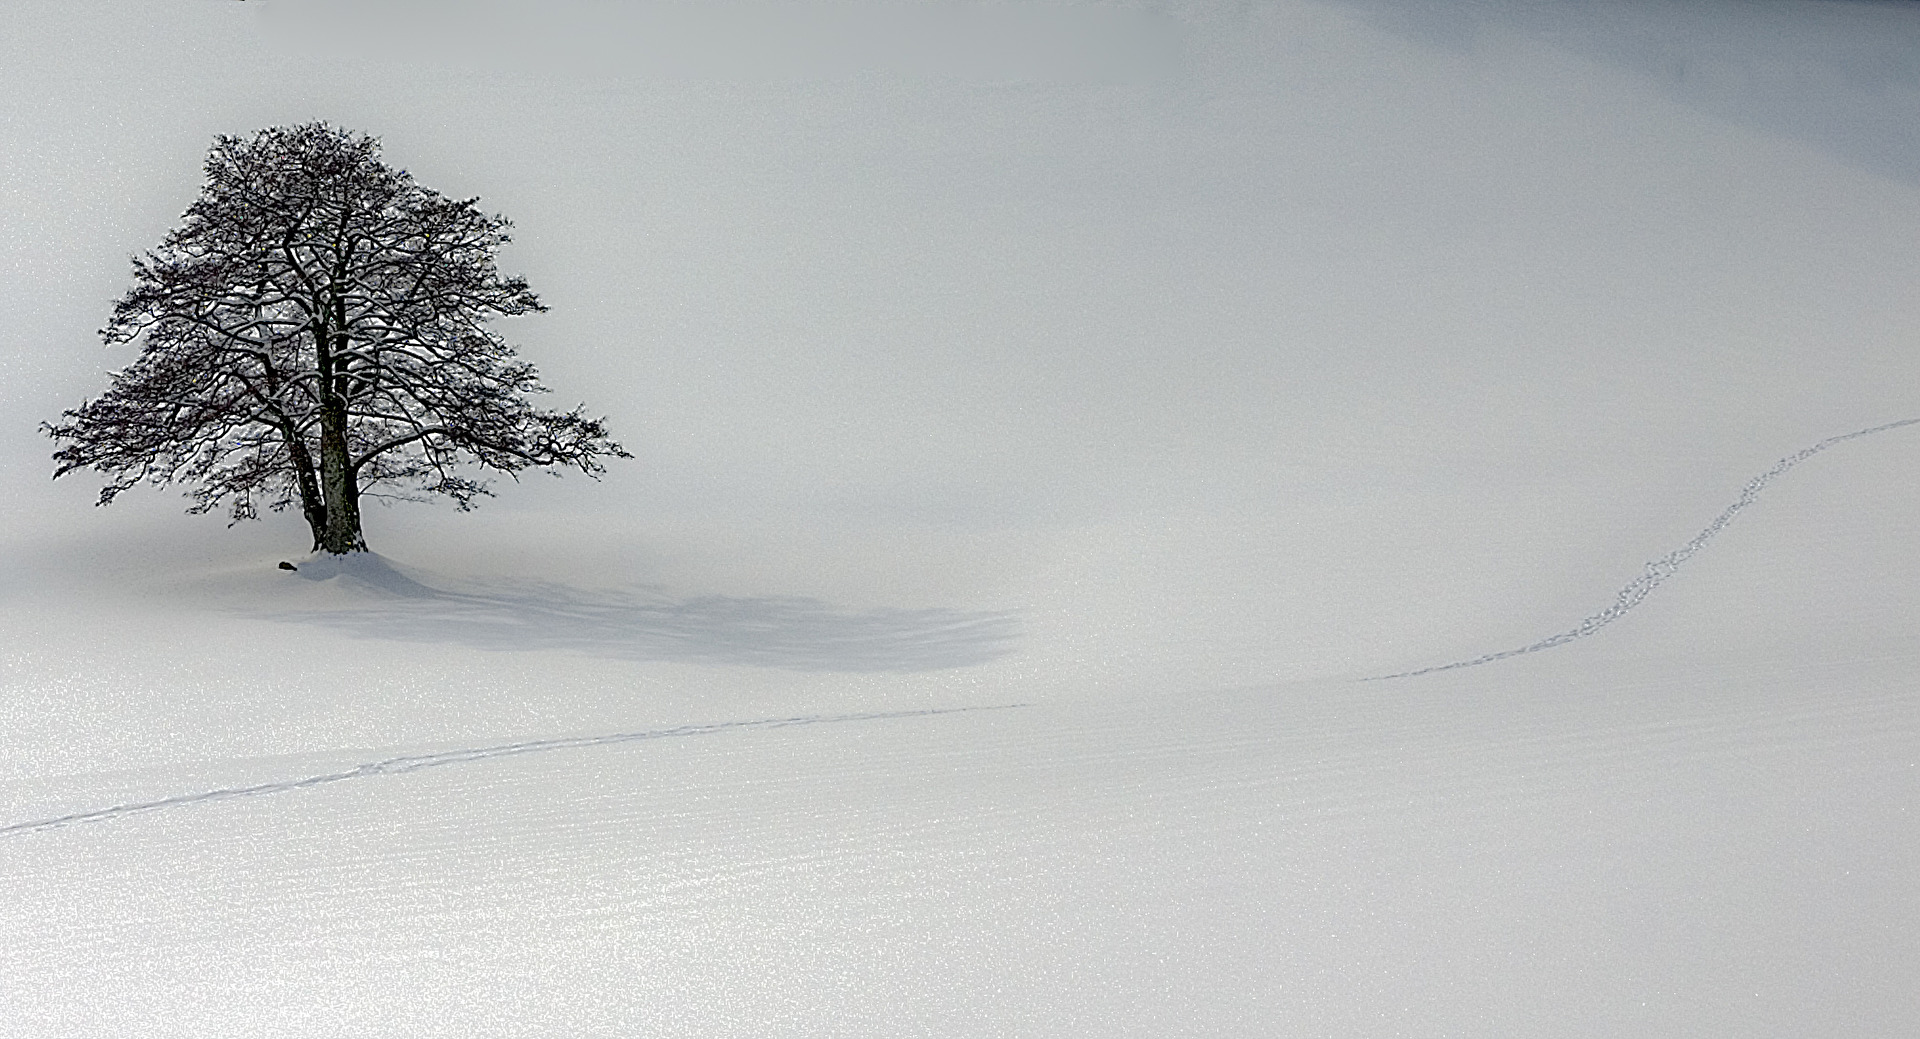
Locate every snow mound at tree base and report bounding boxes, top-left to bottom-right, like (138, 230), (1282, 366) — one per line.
(291, 551), (440, 599)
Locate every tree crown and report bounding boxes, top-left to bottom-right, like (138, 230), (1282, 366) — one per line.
(48, 122), (627, 552)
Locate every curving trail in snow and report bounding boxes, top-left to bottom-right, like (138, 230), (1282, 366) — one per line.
(1371, 417), (1920, 680)
(0, 705), (1024, 838)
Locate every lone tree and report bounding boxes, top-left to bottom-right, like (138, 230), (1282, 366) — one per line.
(47, 122), (626, 554)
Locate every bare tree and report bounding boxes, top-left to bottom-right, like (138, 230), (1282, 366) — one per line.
(47, 122), (627, 554)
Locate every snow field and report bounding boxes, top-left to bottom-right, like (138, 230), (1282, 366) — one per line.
(4, 0), (1920, 1034)
(3, 657), (1915, 1036)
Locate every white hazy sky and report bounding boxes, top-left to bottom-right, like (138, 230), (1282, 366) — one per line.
(4, 0), (1919, 679)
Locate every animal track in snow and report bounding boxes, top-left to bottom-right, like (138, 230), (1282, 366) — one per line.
(0, 705), (1024, 838)
(1370, 417), (1920, 680)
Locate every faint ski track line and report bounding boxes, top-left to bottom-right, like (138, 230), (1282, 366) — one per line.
(0, 705), (1025, 838)
(1369, 417), (1920, 680)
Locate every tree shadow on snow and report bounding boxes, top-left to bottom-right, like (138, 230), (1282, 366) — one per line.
(263, 553), (1021, 673)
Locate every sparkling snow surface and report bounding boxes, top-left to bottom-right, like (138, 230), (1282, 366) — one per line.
(4, 1), (1920, 1035)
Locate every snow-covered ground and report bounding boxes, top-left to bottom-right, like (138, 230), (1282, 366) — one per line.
(4, 1), (1919, 1035)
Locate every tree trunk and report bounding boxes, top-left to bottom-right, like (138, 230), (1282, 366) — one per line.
(317, 400), (366, 554)
(313, 313), (367, 555)
(281, 426), (327, 551)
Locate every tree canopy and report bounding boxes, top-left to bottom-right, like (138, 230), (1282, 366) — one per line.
(47, 122), (627, 554)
